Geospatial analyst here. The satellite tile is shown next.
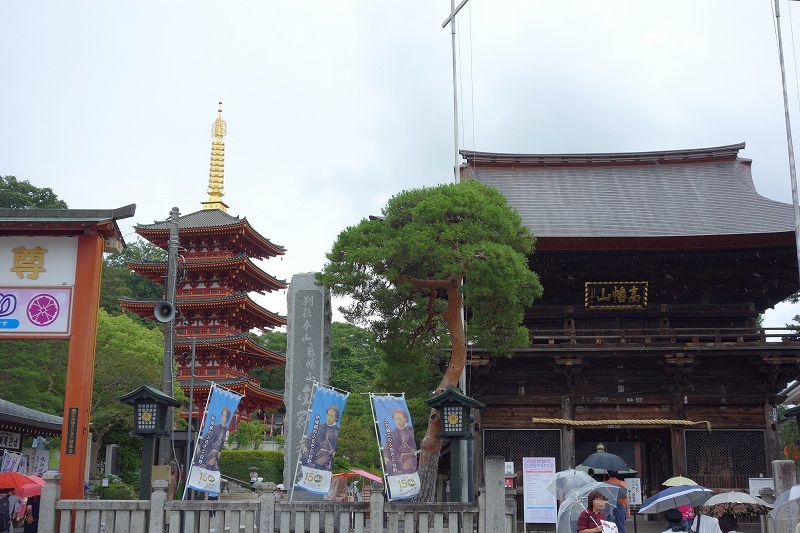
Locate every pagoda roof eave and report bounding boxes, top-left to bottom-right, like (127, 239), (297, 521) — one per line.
(174, 334), (286, 363)
(177, 378), (284, 403)
(120, 293), (287, 329)
(129, 255), (287, 292)
(135, 209), (285, 258)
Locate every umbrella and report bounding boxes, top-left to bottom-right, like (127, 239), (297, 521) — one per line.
(0, 472), (36, 489)
(638, 484), (713, 514)
(698, 491), (771, 517)
(350, 469), (382, 483)
(579, 451), (630, 473)
(662, 476), (697, 487)
(14, 478), (45, 498)
(769, 484), (800, 521)
(557, 482), (620, 533)
(546, 469), (596, 501)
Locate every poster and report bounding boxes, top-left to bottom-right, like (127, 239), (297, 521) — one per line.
(295, 384), (349, 495)
(187, 383), (242, 494)
(522, 456), (557, 524)
(371, 394), (420, 501)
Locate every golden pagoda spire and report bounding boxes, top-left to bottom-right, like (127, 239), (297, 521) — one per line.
(201, 101), (229, 212)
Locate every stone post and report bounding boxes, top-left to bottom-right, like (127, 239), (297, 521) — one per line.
(772, 459), (798, 533)
(284, 273), (331, 501)
(259, 483), (276, 533)
(38, 471), (61, 533)
(369, 483), (385, 533)
(484, 455), (507, 533)
(148, 479), (169, 533)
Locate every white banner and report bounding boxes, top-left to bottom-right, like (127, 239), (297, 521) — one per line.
(522, 457), (557, 524)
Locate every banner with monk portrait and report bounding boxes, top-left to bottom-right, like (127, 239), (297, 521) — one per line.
(371, 394), (420, 501)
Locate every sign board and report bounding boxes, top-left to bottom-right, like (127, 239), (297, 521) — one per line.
(522, 457), (557, 524)
(627, 477), (642, 507)
(0, 236), (78, 337)
(505, 461), (514, 476)
(0, 430), (21, 451)
(748, 477), (773, 498)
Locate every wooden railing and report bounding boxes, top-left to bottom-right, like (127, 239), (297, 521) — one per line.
(523, 327), (800, 348)
(38, 457), (509, 533)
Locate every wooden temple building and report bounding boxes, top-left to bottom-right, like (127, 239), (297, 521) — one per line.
(121, 104), (287, 431)
(463, 143), (800, 500)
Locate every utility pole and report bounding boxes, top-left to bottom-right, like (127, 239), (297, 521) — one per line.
(159, 207), (180, 465)
(775, 0), (800, 286)
(442, 0), (470, 183)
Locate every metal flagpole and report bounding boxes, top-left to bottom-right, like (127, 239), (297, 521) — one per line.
(183, 337), (196, 500)
(442, 0), (470, 183)
(183, 382), (214, 500)
(775, 0), (800, 286)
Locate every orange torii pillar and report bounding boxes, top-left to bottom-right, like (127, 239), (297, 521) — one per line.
(59, 233), (105, 499)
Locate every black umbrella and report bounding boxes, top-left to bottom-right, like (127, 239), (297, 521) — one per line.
(579, 451), (629, 472)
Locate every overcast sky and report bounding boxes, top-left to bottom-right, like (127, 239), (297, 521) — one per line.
(3, 1), (800, 328)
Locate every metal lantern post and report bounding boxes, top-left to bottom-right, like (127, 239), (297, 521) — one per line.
(119, 385), (181, 498)
(425, 385), (484, 502)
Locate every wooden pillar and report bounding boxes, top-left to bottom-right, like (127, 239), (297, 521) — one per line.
(59, 233), (104, 499)
(765, 396), (781, 473)
(562, 395), (575, 468)
(670, 392), (686, 475)
(473, 409), (484, 489)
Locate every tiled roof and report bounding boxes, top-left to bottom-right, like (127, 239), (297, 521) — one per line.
(464, 143), (795, 238)
(0, 398), (63, 434)
(137, 208), (243, 230)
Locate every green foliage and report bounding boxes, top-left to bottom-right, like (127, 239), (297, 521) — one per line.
(91, 310), (163, 441)
(101, 424), (145, 488)
(229, 420), (268, 450)
(0, 339), (67, 413)
(219, 449), (283, 485)
(0, 176), (68, 209)
(318, 179), (542, 357)
(779, 405), (800, 466)
(330, 322), (382, 392)
(337, 394), (380, 469)
(88, 480), (137, 500)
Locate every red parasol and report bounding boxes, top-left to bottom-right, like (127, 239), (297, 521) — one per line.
(14, 478), (44, 498)
(0, 472), (37, 489)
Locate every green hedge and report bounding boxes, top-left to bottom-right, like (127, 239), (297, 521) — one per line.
(220, 449), (283, 485)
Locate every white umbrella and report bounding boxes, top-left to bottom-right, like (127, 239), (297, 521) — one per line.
(662, 476), (697, 487)
(557, 482), (621, 533)
(769, 484), (800, 521)
(699, 491), (771, 517)
(547, 469), (596, 501)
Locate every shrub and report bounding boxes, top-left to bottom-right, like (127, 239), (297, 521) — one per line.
(88, 480), (137, 500)
(220, 449), (283, 486)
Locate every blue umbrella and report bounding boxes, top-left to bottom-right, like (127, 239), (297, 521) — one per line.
(638, 484), (713, 514)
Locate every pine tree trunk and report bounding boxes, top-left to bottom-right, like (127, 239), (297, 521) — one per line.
(415, 282), (466, 501)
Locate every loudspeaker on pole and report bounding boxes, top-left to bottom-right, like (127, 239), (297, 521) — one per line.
(154, 301), (176, 322)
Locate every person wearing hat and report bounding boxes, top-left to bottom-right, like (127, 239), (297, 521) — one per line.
(664, 509), (689, 533)
(274, 484), (285, 502)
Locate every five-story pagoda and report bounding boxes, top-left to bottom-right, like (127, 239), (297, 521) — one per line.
(121, 103), (287, 431)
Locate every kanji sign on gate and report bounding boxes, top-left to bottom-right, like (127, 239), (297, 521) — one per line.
(0, 236), (77, 337)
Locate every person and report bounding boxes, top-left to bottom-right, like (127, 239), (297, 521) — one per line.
(384, 409), (418, 475)
(168, 458), (179, 500)
(0, 489), (16, 533)
(300, 405), (340, 471)
(577, 490), (608, 533)
(194, 406), (231, 471)
(717, 514), (738, 533)
(22, 495), (38, 533)
(605, 471), (630, 533)
(274, 484), (284, 502)
(663, 509), (688, 533)
(690, 512), (722, 533)
(677, 505), (694, 531)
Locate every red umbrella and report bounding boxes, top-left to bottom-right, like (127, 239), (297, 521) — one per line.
(14, 481), (43, 498)
(0, 472), (35, 489)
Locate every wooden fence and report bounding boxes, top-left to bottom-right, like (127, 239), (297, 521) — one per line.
(38, 456), (511, 533)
